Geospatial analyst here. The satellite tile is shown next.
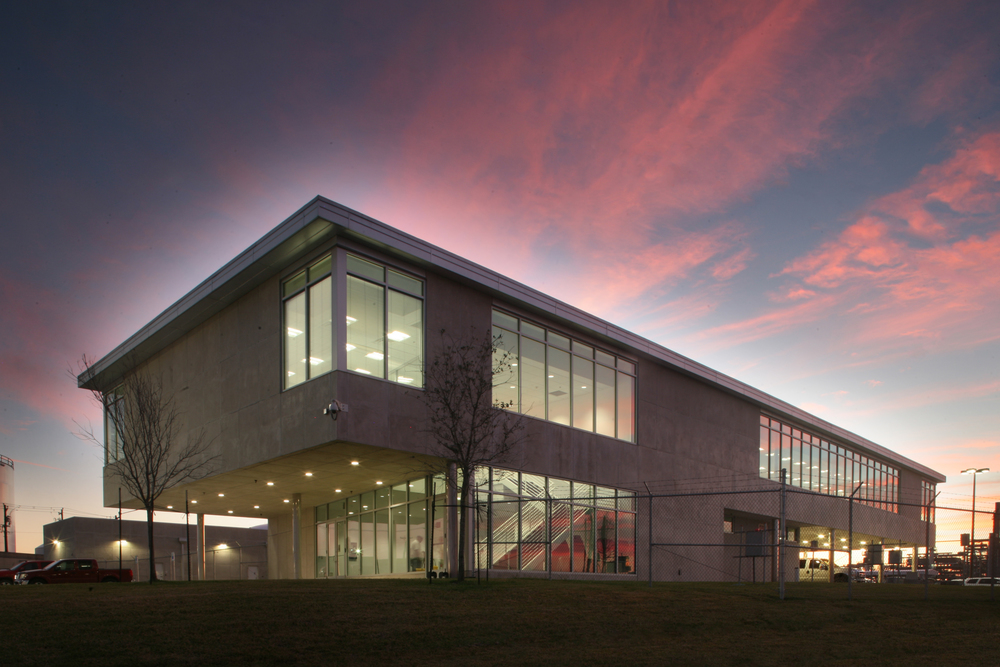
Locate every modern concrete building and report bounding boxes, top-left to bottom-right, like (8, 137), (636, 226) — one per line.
(78, 196), (945, 582)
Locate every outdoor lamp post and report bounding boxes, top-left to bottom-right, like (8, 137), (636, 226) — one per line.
(961, 467), (989, 577)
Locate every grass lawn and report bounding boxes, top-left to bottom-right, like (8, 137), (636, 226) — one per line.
(3, 578), (998, 666)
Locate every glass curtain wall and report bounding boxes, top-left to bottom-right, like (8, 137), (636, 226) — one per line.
(314, 474), (446, 577)
(759, 415), (900, 512)
(475, 467), (637, 575)
(491, 309), (636, 442)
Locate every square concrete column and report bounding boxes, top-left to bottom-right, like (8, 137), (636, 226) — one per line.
(197, 513), (206, 581)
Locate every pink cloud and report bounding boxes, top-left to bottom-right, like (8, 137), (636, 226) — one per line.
(771, 130), (1000, 360)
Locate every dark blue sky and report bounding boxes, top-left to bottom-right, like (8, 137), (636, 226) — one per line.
(2, 0), (998, 550)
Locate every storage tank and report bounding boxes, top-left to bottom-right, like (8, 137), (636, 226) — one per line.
(0, 456), (14, 553)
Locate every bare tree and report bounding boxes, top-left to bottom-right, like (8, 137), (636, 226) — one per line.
(78, 357), (216, 583)
(419, 329), (524, 582)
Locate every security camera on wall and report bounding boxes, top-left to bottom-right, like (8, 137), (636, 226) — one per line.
(324, 400), (348, 421)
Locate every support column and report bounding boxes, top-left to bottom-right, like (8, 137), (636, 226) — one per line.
(292, 493), (302, 580)
(447, 463), (458, 577)
(829, 528), (836, 583)
(197, 513), (206, 581)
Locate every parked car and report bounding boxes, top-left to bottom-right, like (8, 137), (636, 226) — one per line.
(963, 577), (1000, 586)
(14, 559), (133, 585)
(0, 560), (52, 585)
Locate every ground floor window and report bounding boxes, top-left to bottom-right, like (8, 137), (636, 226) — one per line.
(315, 474), (447, 577)
(475, 467), (637, 575)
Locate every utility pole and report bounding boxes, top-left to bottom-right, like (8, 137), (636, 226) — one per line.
(2, 503), (10, 553)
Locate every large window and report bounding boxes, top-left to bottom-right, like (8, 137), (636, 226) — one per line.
(315, 474), (444, 577)
(492, 309), (636, 442)
(104, 386), (123, 464)
(283, 255), (332, 389)
(282, 251), (424, 390)
(475, 467), (637, 574)
(346, 254), (424, 386)
(759, 415), (900, 512)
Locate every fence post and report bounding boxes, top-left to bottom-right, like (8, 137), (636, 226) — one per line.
(848, 482), (863, 601)
(925, 492), (938, 601)
(647, 488), (653, 588)
(779, 469), (786, 600)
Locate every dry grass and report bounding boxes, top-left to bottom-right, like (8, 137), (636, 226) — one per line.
(3, 578), (998, 666)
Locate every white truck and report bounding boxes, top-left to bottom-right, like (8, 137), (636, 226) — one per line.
(797, 557), (849, 582)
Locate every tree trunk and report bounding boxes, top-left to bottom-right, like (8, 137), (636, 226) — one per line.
(146, 506), (156, 583)
(457, 472), (471, 582)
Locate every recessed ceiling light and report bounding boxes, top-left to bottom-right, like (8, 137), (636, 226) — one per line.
(254, 505), (259, 509)
(287, 327), (303, 338)
(398, 376), (413, 384)
(345, 343), (356, 351)
(228, 510), (233, 514)
(365, 352), (384, 360)
(351, 461), (359, 466)
(355, 368), (371, 374)
(167, 505), (173, 509)
(191, 500), (197, 504)
(335, 488), (342, 493)
(218, 493), (225, 497)
(376, 481), (383, 485)
(267, 482), (274, 486)
(386, 330), (410, 341)
(305, 472), (313, 477)
(283, 499), (290, 503)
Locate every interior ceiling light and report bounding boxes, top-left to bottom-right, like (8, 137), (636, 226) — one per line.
(254, 505), (260, 509)
(286, 327), (303, 337)
(305, 472), (313, 477)
(346, 316), (356, 324)
(191, 500), (197, 504)
(283, 499), (290, 503)
(355, 368), (371, 374)
(166, 505), (173, 509)
(376, 481), (383, 485)
(218, 493), (225, 497)
(345, 344), (356, 351)
(351, 461), (359, 466)
(398, 377), (413, 384)
(287, 371), (296, 377)
(386, 330), (410, 341)
(335, 488), (342, 493)
(227, 510), (233, 514)
(365, 352), (384, 360)
(309, 357), (324, 365)
(267, 482), (274, 486)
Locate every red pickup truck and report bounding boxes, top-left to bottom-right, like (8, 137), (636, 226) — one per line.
(0, 560), (52, 585)
(15, 559), (133, 585)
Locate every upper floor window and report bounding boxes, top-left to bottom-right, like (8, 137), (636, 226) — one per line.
(104, 386), (124, 464)
(346, 254), (424, 387)
(758, 415), (899, 512)
(491, 309), (636, 442)
(283, 255), (333, 389)
(282, 250), (425, 390)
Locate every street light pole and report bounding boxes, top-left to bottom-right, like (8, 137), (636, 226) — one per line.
(962, 468), (989, 578)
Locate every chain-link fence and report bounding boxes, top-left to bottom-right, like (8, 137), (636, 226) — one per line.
(645, 473), (999, 599)
(469, 473), (999, 599)
(97, 543), (267, 582)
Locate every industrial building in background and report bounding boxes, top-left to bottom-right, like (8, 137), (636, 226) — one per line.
(78, 197), (945, 582)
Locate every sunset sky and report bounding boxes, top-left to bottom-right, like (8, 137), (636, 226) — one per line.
(2, 1), (998, 553)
